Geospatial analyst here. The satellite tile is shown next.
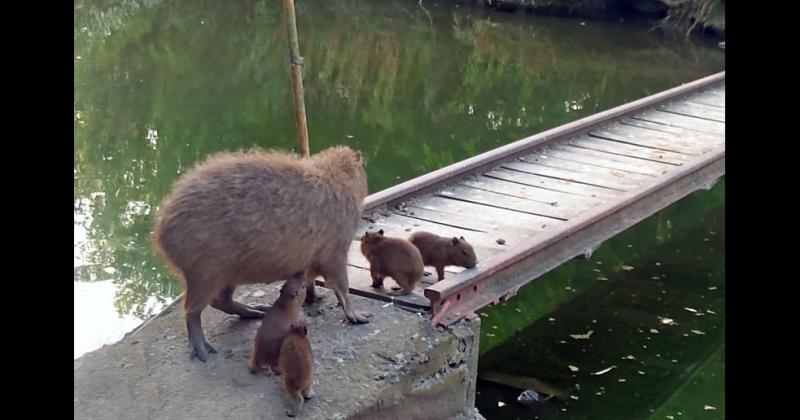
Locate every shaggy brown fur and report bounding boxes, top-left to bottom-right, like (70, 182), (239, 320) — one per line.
(360, 230), (424, 295)
(278, 323), (315, 417)
(249, 275), (306, 375)
(408, 232), (477, 281)
(153, 145), (370, 362)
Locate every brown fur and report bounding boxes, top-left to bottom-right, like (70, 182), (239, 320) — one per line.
(152, 145), (370, 361)
(249, 276), (307, 375)
(408, 232), (478, 281)
(278, 323), (315, 417)
(360, 230), (424, 294)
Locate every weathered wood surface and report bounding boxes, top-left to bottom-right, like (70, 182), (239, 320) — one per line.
(335, 78), (725, 310)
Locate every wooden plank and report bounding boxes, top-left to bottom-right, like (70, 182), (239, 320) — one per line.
(544, 144), (676, 177)
(566, 135), (689, 165)
(633, 109), (725, 136)
(390, 205), (497, 234)
(362, 73), (724, 212)
(520, 152), (656, 181)
(358, 213), (506, 252)
(620, 118), (722, 144)
(408, 196), (564, 233)
(502, 160), (644, 191)
(395, 205), (541, 242)
(459, 177), (605, 212)
(681, 100), (725, 114)
(484, 168), (619, 200)
(339, 263), (431, 308)
(591, 124), (715, 155)
(659, 101), (725, 123)
(688, 90), (725, 108)
(436, 185), (580, 220)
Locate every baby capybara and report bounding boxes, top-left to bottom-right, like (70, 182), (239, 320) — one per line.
(360, 229), (424, 295)
(409, 231), (478, 281)
(249, 275), (307, 375)
(153, 146), (370, 362)
(278, 323), (315, 417)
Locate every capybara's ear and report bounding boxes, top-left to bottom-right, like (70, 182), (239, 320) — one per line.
(452, 237), (460, 245)
(356, 150), (363, 162)
(378, 229), (384, 236)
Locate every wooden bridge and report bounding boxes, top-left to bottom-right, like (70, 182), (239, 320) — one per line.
(332, 71), (725, 326)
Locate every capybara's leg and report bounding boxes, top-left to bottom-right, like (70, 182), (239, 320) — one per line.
(186, 310), (217, 362)
(326, 266), (371, 324)
(436, 265), (445, 281)
(285, 389), (304, 417)
(211, 286), (266, 319)
(305, 278), (321, 304)
(370, 267), (385, 288)
(302, 385), (315, 400)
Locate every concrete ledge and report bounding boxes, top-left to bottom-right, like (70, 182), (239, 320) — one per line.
(74, 284), (482, 419)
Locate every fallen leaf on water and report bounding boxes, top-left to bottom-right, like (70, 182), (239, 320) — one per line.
(597, 277), (609, 281)
(650, 329), (659, 334)
(708, 286), (717, 290)
(638, 371), (645, 375)
(568, 365), (579, 372)
(684, 307), (698, 313)
(706, 309), (716, 315)
(618, 378), (627, 383)
(570, 330), (594, 340)
(624, 355), (636, 360)
(691, 330), (706, 335)
(621, 265), (634, 271)
(704, 405), (716, 411)
(592, 365), (617, 376)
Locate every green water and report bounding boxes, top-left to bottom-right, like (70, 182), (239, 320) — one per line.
(74, 0), (724, 412)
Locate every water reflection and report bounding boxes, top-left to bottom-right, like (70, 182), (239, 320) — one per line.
(476, 179), (725, 419)
(74, 0), (724, 357)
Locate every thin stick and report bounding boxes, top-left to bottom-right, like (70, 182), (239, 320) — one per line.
(282, 0), (310, 156)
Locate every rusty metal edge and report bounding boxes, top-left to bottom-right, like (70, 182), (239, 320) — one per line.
(424, 149), (725, 326)
(362, 71), (725, 212)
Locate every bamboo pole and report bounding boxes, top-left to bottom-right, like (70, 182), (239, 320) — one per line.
(281, 0), (310, 157)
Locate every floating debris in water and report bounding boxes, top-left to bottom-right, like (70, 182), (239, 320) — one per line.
(638, 371), (645, 375)
(593, 268), (602, 273)
(517, 389), (552, 404)
(667, 416), (674, 420)
(691, 330), (706, 335)
(568, 365), (579, 372)
(548, 317), (556, 322)
(618, 378), (627, 383)
(570, 330), (594, 340)
(708, 286), (718, 290)
(650, 329), (659, 334)
(656, 262), (662, 266)
(592, 366), (616, 376)
(514, 308), (522, 313)
(684, 307), (698, 313)
(597, 277), (609, 281)
(486, 333), (495, 337)
(497, 401), (505, 407)
(623, 355), (636, 360)
(706, 309), (716, 315)
(659, 317), (676, 326)
(704, 405), (716, 411)
(621, 265), (634, 271)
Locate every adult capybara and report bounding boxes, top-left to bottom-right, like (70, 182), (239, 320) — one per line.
(278, 323), (315, 417)
(360, 229), (424, 295)
(249, 275), (306, 375)
(408, 232), (477, 281)
(153, 145), (370, 362)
